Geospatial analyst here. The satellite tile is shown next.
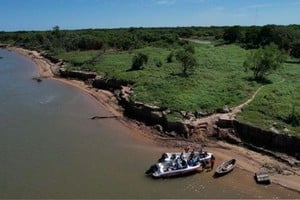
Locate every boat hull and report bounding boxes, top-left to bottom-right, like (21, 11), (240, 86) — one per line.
(147, 151), (212, 178)
(152, 164), (201, 178)
(214, 159), (236, 177)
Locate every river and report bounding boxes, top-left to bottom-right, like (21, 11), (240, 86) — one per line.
(0, 49), (299, 199)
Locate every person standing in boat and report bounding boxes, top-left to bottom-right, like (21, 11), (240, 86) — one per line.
(188, 149), (195, 166)
(184, 145), (190, 153)
(210, 155), (216, 170)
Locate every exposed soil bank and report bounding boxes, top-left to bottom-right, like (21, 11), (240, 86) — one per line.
(217, 118), (300, 162)
(5, 46), (300, 193)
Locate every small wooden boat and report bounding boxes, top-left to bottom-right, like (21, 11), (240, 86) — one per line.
(215, 159), (236, 176)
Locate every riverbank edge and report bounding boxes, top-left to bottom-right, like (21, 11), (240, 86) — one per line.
(4, 46), (300, 193)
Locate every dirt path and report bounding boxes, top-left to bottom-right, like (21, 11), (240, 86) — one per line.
(187, 78), (289, 136)
(180, 38), (212, 45)
(230, 85), (264, 117)
(230, 78), (286, 118)
(186, 84), (266, 136)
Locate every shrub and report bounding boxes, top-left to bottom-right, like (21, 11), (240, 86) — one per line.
(131, 53), (148, 70)
(285, 107), (300, 127)
(243, 43), (283, 81)
(155, 59), (163, 68)
(166, 51), (174, 63)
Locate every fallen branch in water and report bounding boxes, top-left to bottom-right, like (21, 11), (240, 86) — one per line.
(90, 115), (120, 120)
(32, 77), (42, 82)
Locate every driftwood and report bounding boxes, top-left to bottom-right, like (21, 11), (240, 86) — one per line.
(90, 116), (120, 120)
(32, 77), (42, 82)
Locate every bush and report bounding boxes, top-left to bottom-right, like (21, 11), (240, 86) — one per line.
(285, 107), (300, 127)
(166, 51), (174, 63)
(290, 41), (300, 59)
(176, 50), (198, 75)
(243, 43), (283, 81)
(155, 59), (163, 68)
(131, 53), (148, 70)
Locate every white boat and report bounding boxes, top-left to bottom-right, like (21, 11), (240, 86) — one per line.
(152, 160), (201, 178)
(215, 158), (236, 176)
(146, 152), (213, 178)
(158, 152), (212, 163)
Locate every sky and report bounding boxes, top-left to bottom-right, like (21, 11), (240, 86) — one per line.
(0, 0), (300, 31)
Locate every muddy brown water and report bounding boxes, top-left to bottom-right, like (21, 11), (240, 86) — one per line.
(0, 49), (299, 199)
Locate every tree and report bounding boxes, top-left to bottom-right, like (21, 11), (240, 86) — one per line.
(243, 43), (284, 81)
(176, 50), (198, 75)
(77, 35), (103, 50)
(272, 27), (293, 51)
(244, 27), (261, 49)
(223, 26), (243, 43)
(178, 28), (193, 38)
(131, 53), (148, 70)
(290, 41), (300, 59)
(52, 25), (60, 37)
(183, 43), (195, 54)
(259, 25), (276, 46)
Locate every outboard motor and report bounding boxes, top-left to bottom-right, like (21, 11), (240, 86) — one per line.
(145, 164), (157, 175)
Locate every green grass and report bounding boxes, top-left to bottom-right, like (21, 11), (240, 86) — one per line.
(237, 62), (300, 136)
(130, 45), (259, 113)
(57, 44), (300, 136)
(58, 44), (260, 114)
(58, 50), (100, 71)
(58, 50), (99, 64)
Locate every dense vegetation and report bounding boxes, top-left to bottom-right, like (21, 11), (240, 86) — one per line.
(1, 25), (300, 58)
(0, 25), (299, 135)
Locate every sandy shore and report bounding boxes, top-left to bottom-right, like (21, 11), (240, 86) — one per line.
(7, 46), (300, 193)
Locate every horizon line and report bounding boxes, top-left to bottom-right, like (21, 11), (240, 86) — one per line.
(1, 23), (300, 32)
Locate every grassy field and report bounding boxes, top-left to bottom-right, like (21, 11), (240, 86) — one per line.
(57, 44), (299, 135)
(237, 61), (300, 135)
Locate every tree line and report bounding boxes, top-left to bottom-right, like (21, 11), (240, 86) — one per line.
(1, 25), (299, 81)
(0, 26), (180, 55)
(222, 25), (300, 58)
(1, 25), (299, 58)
